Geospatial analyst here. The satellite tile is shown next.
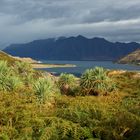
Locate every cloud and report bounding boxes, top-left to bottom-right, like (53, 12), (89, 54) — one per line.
(0, 0), (140, 48)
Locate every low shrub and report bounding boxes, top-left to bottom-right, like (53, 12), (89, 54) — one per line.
(55, 95), (140, 140)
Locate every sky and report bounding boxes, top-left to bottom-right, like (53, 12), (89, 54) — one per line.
(0, 0), (140, 48)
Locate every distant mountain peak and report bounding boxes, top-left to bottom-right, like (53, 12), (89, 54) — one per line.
(76, 35), (87, 39)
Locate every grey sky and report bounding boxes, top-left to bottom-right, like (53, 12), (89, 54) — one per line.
(0, 0), (140, 48)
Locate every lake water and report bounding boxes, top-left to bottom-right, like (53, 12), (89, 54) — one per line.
(38, 60), (140, 76)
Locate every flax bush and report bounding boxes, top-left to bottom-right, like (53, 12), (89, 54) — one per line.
(58, 73), (77, 95)
(33, 77), (59, 103)
(80, 67), (116, 95)
(0, 61), (23, 91)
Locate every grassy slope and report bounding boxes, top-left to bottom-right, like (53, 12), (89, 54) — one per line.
(0, 51), (139, 140)
(0, 51), (19, 64)
(118, 49), (140, 65)
(0, 72), (139, 140)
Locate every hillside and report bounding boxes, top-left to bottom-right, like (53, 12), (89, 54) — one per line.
(0, 50), (140, 139)
(0, 50), (39, 64)
(118, 49), (140, 65)
(0, 51), (18, 65)
(3, 35), (140, 60)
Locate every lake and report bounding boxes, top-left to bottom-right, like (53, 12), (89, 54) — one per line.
(37, 60), (140, 76)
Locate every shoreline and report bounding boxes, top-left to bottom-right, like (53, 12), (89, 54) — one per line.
(32, 63), (76, 69)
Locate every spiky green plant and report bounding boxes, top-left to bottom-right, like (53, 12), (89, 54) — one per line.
(7, 76), (23, 91)
(80, 67), (116, 95)
(33, 78), (55, 103)
(0, 61), (11, 76)
(0, 61), (11, 91)
(58, 73), (77, 95)
(0, 61), (23, 91)
(0, 77), (9, 91)
(24, 73), (35, 87)
(15, 61), (33, 76)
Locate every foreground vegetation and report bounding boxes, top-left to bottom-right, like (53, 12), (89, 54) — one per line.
(0, 57), (140, 140)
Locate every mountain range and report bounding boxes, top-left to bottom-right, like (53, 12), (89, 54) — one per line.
(3, 35), (140, 61)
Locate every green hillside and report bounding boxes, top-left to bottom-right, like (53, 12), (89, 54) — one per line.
(0, 52), (139, 140)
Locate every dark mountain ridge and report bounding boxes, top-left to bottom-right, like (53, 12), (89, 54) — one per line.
(3, 35), (140, 61)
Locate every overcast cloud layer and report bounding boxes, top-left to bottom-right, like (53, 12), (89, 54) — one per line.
(0, 0), (140, 48)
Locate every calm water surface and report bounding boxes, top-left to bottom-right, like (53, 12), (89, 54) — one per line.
(38, 60), (140, 76)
